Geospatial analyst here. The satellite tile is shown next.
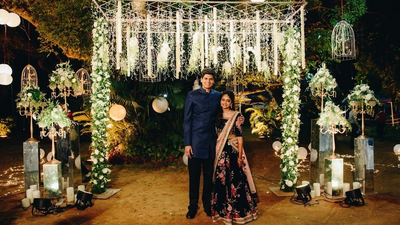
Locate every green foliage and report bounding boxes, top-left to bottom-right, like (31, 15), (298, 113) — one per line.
(29, 0), (93, 59)
(245, 95), (281, 138)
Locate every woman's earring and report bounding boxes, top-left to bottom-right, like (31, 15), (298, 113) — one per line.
(230, 105), (233, 109)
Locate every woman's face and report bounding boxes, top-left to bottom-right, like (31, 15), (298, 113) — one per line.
(220, 94), (232, 110)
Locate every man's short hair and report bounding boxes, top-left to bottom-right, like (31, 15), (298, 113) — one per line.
(201, 68), (216, 78)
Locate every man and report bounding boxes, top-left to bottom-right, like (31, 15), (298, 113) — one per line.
(183, 68), (220, 219)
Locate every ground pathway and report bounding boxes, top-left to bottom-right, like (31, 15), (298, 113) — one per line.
(0, 127), (400, 224)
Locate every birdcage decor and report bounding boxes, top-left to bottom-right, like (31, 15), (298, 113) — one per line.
(75, 68), (91, 96)
(331, 20), (356, 61)
(21, 64), (38, 88)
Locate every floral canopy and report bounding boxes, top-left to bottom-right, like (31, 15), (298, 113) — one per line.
(92, 0), (306, 82)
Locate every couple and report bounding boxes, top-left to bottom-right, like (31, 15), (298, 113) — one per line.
(184, 68), (258, 224)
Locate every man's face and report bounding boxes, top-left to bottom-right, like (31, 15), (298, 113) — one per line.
(201, 74), (215, 90)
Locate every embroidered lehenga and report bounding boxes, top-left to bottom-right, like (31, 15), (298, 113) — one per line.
(211, 111), (258, 224)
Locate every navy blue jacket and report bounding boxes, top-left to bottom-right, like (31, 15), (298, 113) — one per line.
(184, 88), (221, 159)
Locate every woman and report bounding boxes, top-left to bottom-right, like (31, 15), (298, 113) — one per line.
(211, 91), (258, 225)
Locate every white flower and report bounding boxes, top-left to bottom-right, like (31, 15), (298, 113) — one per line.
(285, 180), (293, 187)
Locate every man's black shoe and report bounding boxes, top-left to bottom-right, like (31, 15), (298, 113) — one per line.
(186, 208), (198, 219)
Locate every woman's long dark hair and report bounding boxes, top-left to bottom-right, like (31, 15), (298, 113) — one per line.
(216, 90), (235, 125)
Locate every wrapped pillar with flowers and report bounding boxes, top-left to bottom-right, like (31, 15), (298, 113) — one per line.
(308, 63), (337, 185)
(347, 84), (379, 194)
(279, 26), (301, 192)
(317, 101), (350, 198)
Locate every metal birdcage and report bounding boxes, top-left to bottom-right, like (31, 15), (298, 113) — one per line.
(331, 20), (356, 61)
(21, 64), (38, 88)
(75, 68), (91, 96)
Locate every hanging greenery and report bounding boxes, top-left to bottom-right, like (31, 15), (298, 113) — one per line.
(279, 26), (302, 192)
(90, 18), (112, 194)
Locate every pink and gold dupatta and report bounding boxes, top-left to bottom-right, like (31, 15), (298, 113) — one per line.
(214, 111), (257, 195)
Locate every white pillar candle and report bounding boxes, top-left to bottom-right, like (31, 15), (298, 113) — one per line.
(310, 190), (316, 198)
(313, 183), (321, 197)
(343, 182), (350, 196)
(30, 185), (38, 191)
(22, 198), (30, 208)
(33, 190), (41, 199)
(78, 185), (85, 192)
(353, 182), (361, 189)
(66, 187), (74, 202)
(302, 181), (309, 185)
(327, 182), (332, 196)
(319, 174), (325, 185)
(26, 189), (33, 203)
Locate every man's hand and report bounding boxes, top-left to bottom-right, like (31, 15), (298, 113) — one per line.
(185, 146), (193, 159)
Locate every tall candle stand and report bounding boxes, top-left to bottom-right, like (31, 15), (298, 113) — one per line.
(320, 124), (346, 198)
(311, 86), (336, 185)
(19, 106), (42, 191)
(40, 124), (67, 197)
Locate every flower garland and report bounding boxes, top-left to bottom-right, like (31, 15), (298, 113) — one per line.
(279, 26), (301, 192)
(37, 100), (71, 129)
(188, 31), (201, 73)
(156, 41), (171, 72)
(49, 61), (81, 93)
(317, 101), (350, 129)
(91, 18), (112, 194)
(309, 63), (337, 96)
(347, 84), (379, 115)
(15, 85), (47, 110)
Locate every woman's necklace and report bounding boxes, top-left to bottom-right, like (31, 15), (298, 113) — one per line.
(222, 110), (233, 119)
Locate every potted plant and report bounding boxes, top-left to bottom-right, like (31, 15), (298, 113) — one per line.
(245, 97), (281, 139)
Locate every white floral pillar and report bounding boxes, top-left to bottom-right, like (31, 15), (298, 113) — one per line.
(91, 18), (112, 194)
(279, 26), (301, 192)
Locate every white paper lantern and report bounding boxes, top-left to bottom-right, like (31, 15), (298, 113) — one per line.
(75, 155), (81, 170)
(0, 64), (12, 75)
(182, 154), (188, 166)
(393, 144), (400, 154)
(308, 143), (312, 150)
(109, 104), (126, 121)
(0, 73), (12, 85)
(298, 147), (308, 159)
(272, 141), (282, 150)
(0, 9), (10, 25)
(152, 97), (169, 113)
(6, 12), (20, 27)
(47, 151), (53, 162)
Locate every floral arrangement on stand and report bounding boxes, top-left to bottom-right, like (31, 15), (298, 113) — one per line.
(15, 85), (47, 110)
(49, 61), (81, 96)
(37, 100), (72, 130)
(279, 26), (301, 192)
(309, 63), (337, 111)
(91, 17), (112, 194)
(347, 83), (379, 137)
(317, 101), (350, 157)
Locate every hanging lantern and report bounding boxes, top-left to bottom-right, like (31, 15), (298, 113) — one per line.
(0, 64), (12, 75)
(331, 20), (356, 61)
(0, 73), (13, 85)
(21, 64), (38, 88)
(152, 97), (169, 113)
(75, 68), (91, 96)
(0, 9), (10, 25)
(6, 12), (20, 27)
(109, 104), (126, 121)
